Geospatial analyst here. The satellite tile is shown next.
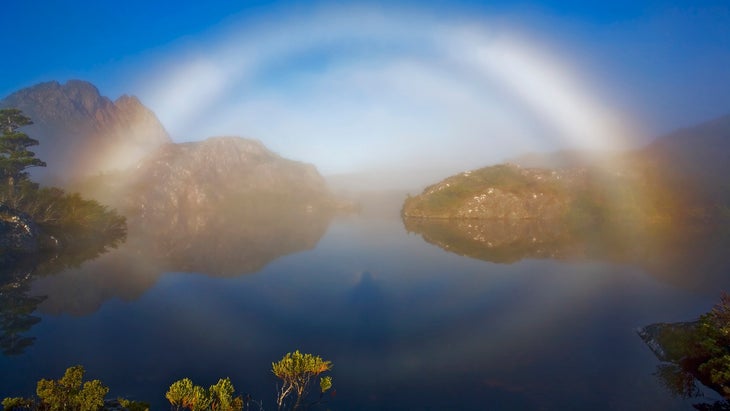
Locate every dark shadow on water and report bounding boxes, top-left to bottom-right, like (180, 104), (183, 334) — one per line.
(347, 271), (392, 348)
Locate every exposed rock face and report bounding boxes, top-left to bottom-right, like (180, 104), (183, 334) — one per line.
(0, 80), (171, 184)
(402, 164), (588, 220)
(87, 136), (333, 218)
(0, 204), (40, 256)
(71, 135), (337, 288)
(453, 187), (566, 220)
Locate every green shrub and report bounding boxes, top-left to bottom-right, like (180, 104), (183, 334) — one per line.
(165, 377), (243, 411)
(272, 350), (333, 410)
(0, 180), (126, 247)
(1, 365), (108, 411)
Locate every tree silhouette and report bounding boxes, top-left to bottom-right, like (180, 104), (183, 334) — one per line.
(0, 108), (45, 188)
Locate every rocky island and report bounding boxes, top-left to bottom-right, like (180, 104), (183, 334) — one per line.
(403, 111), (730, 224)
(400, 162), (655, 227)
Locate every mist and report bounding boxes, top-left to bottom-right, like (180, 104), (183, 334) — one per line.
(128, 5), (643, 187)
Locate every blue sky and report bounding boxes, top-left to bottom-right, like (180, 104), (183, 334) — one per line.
(1, 1), (729, 175)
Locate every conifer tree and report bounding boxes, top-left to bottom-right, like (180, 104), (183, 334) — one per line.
(0, 108), (46, 188)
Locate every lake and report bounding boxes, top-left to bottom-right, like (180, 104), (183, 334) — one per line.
(2, 204), (729, 410)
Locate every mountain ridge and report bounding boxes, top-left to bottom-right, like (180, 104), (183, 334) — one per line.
(0, 80), (171, 184)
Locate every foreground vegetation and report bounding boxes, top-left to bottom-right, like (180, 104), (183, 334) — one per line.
(0, 108), (126, 260)
(644, 293), (730, 407)
(0, 180), (126, 245)
(2, 365), (114, 411)
(2, 351), (334, 411)
(0, 108), (128, 355)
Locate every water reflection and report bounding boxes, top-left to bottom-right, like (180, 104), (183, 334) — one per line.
(0, 230), (125, 355)
(1, 213), (718, 410)
(347, 271), (391, 347)
(0, 270), (45, 355)
(31, 206), (333, 316)
(640, 322), (730, 410)
(402, 217), (730, 291)
(654, 364), (702, 400)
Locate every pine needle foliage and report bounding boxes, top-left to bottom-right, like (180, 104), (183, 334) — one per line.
(0, 108), (45, 187)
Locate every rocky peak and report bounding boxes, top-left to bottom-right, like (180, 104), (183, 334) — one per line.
(64, 80), (112, 114)
(110, 94), (170, 147)
(4, 80), (113, 126)
(0, 80), (171, 184)
(114, 94), (141, 109)
(138, 137), (277, 175)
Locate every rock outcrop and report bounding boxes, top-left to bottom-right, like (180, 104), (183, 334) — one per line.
(401, 164), (592, 220)
(0, 80), (171, 184)
(69, 135), (337, 285)
(29, 136), (339, 313)
(405, 111), (730, 223)
(0, 204), (40, 257)
(82, 136), (333, 218)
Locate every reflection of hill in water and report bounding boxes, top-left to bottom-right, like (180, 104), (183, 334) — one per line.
(29, 133), (339, 315)
(132, 203), (333, 276)
(1, 230), (125, 355)
(403, 217), (730, 291)
(404, 218), (579, 263)
(32, 206), (333, 315)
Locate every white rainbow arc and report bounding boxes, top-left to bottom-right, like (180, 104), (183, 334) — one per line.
(134, 6), (639, 174)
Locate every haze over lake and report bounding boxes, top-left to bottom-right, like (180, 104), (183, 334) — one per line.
(2, 2), (730, 410)
(2, 201), (730, 410)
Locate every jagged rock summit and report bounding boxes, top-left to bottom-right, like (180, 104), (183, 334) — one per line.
(0, 80), (171, 184)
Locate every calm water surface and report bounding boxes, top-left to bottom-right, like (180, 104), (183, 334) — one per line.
(1, 210), (727, 410)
